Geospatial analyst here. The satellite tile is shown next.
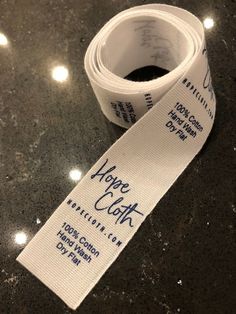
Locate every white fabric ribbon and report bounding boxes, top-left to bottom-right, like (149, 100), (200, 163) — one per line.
(17, 4), (216, 310)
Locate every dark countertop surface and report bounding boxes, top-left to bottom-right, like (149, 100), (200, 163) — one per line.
(0, 0), (235, 313)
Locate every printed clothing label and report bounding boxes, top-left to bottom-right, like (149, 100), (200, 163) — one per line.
(17, 4), (216, 310)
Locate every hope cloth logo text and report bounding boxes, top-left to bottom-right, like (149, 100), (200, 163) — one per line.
(90, 158), (143, 228)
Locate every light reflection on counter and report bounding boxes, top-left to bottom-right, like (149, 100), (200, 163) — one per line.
(203, 17), (214, 29)
(69, 168), (82, 182)
(14, 231), (28, 246)
(0, 33), (8, 47)
(51, 65), (69, 82)
(36, 218), (41, 225)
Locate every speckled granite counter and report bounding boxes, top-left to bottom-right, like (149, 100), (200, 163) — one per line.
(0, 0), (235, 313)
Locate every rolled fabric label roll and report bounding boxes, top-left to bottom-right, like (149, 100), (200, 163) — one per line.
(17, 4), (216, 310)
